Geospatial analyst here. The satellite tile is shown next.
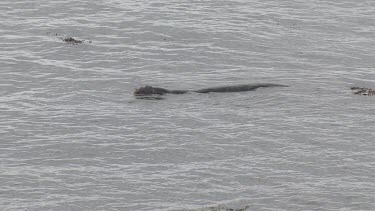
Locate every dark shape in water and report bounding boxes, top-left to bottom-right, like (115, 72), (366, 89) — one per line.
(61, 36), (84, 45)
(48, 32), (92, 45)
(351, 87), (375, 96)
(134, 83), (288, 96)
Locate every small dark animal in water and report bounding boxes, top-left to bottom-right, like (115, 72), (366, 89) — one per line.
(134, 83), (288, 96)
(351, 87), (375, 96)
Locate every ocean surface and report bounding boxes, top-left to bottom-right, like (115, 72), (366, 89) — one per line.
(1, 0), (375, 210)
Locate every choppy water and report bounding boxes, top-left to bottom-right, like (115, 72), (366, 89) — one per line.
(1, 0), (375, 210)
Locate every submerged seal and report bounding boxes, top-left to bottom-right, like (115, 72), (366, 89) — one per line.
(134, 83), (288, 96)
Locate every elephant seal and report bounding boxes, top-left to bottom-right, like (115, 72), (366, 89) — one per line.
(134, 83), (288, 96)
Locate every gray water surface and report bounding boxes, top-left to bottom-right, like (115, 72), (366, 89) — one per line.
(1, 0), (375, 210)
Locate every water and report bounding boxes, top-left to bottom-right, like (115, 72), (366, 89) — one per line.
(1, 0), (375, 210)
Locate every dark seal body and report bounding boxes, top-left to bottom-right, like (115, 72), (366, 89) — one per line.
(134, 83), (288, 96)
(195, 83), (287, 93)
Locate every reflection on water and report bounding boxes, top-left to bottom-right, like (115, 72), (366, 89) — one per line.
(135, 95), (165, 100)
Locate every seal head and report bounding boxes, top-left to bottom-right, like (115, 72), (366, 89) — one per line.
(133, 86), (169, 96)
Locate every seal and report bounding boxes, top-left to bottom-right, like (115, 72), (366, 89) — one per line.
(351, 87), (375, 96)
(134, 83), (288, 96)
